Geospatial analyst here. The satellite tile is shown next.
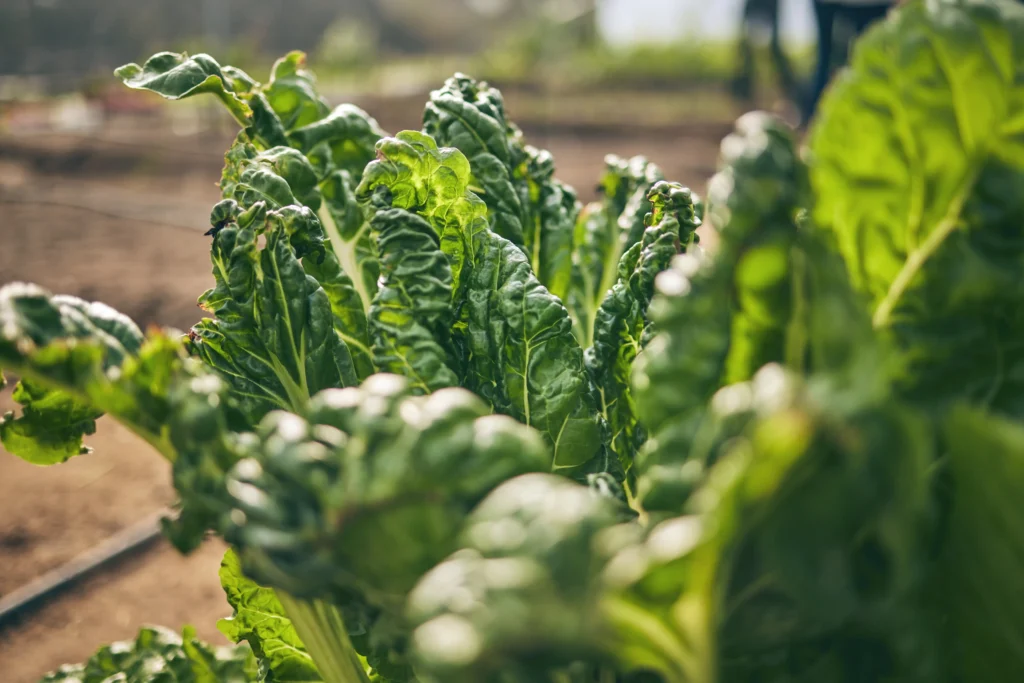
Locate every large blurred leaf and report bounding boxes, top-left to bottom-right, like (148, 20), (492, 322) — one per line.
(0, 285), (256, 552)
(809, 0), (1024, 415)
(607, 366), (939, 683)
(408, 473), (627, 683)
(0, 283), (177, 463)
(223, 376), (551, 606)
(631, 113), (804, 512)
(1, 377), (101, 465)
(935, 406), (1024, 682)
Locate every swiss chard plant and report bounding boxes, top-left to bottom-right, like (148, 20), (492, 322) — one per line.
(4, 1), (1024, 681)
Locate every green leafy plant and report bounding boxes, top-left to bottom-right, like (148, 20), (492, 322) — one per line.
(4, 1), (1024, 682)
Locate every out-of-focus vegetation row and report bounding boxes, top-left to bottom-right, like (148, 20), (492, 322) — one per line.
(0, 0), (808, 102)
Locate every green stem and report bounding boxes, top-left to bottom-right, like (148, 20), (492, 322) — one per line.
(278, 592), (371, 683)
(784, 244), (808, 372)
(318, 204), (374, 316)
(599, 596), (696, 683)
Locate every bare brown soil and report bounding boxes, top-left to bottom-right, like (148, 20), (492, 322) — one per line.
(0, 116), (723, 681)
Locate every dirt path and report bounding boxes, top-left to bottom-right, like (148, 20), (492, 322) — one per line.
(0, 124), (723, 681)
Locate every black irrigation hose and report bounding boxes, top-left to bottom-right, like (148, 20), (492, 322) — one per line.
(0, 511), (166, 628)
(0, 196), (204, 233)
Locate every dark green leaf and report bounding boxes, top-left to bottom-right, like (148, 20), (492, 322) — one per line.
(935, 406), (1024, 682)
(423, 74), (527, 246)
(192, 204), (356, 422)
(463, 229), (605, 475)
(368, 208), (460, 393)
(586, 181), (699, 471)
(568, 155), (664, 347)
(115, 51), (253, 124)
(264, 51), (331, 132)
(290, 104), (387, 179)
(519, 146), (580, 302)
(305, 170), (378, 378)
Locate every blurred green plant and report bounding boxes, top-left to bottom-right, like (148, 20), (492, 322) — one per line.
(317, 18), (379, 72)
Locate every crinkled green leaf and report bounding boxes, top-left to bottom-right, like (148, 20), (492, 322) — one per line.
(217, 144), (377, 381)
(214, 130), (379, 389)
(356, 130), (489, 308)
(423, 74), (527, 246)
(230, 145), (323, 214)
(247, 92), (291, 149)
(192, 203), (357, 422)
(468, 152), (528, 246)
(568, 155), (665, 347)
(218, 141), (323, 217)
(519, 146), (580, 302)
(462, 229), (604, 474)
(264, 51), (330, 132)
(358, 131), (608, 477)
(423, 73), (515, 167)
(214, 143), (376, 383)
(303, 247), (374, 381)
(631, 113), (804, 513)
(615, 156), (667, 254)
(368, 208), (460, 393)
(115, 51), (253, 124)
(40, 625), (257, 683)
(219, 549), (323, 683)
(182, 625), (259, 683)
(809, 0), (1024, 415)
(585, 181), (699, 471)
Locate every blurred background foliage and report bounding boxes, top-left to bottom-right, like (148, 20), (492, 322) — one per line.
(0, 0), (816, 111)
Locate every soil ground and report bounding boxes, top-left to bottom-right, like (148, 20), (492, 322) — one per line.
(0, 104), (725, 681)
